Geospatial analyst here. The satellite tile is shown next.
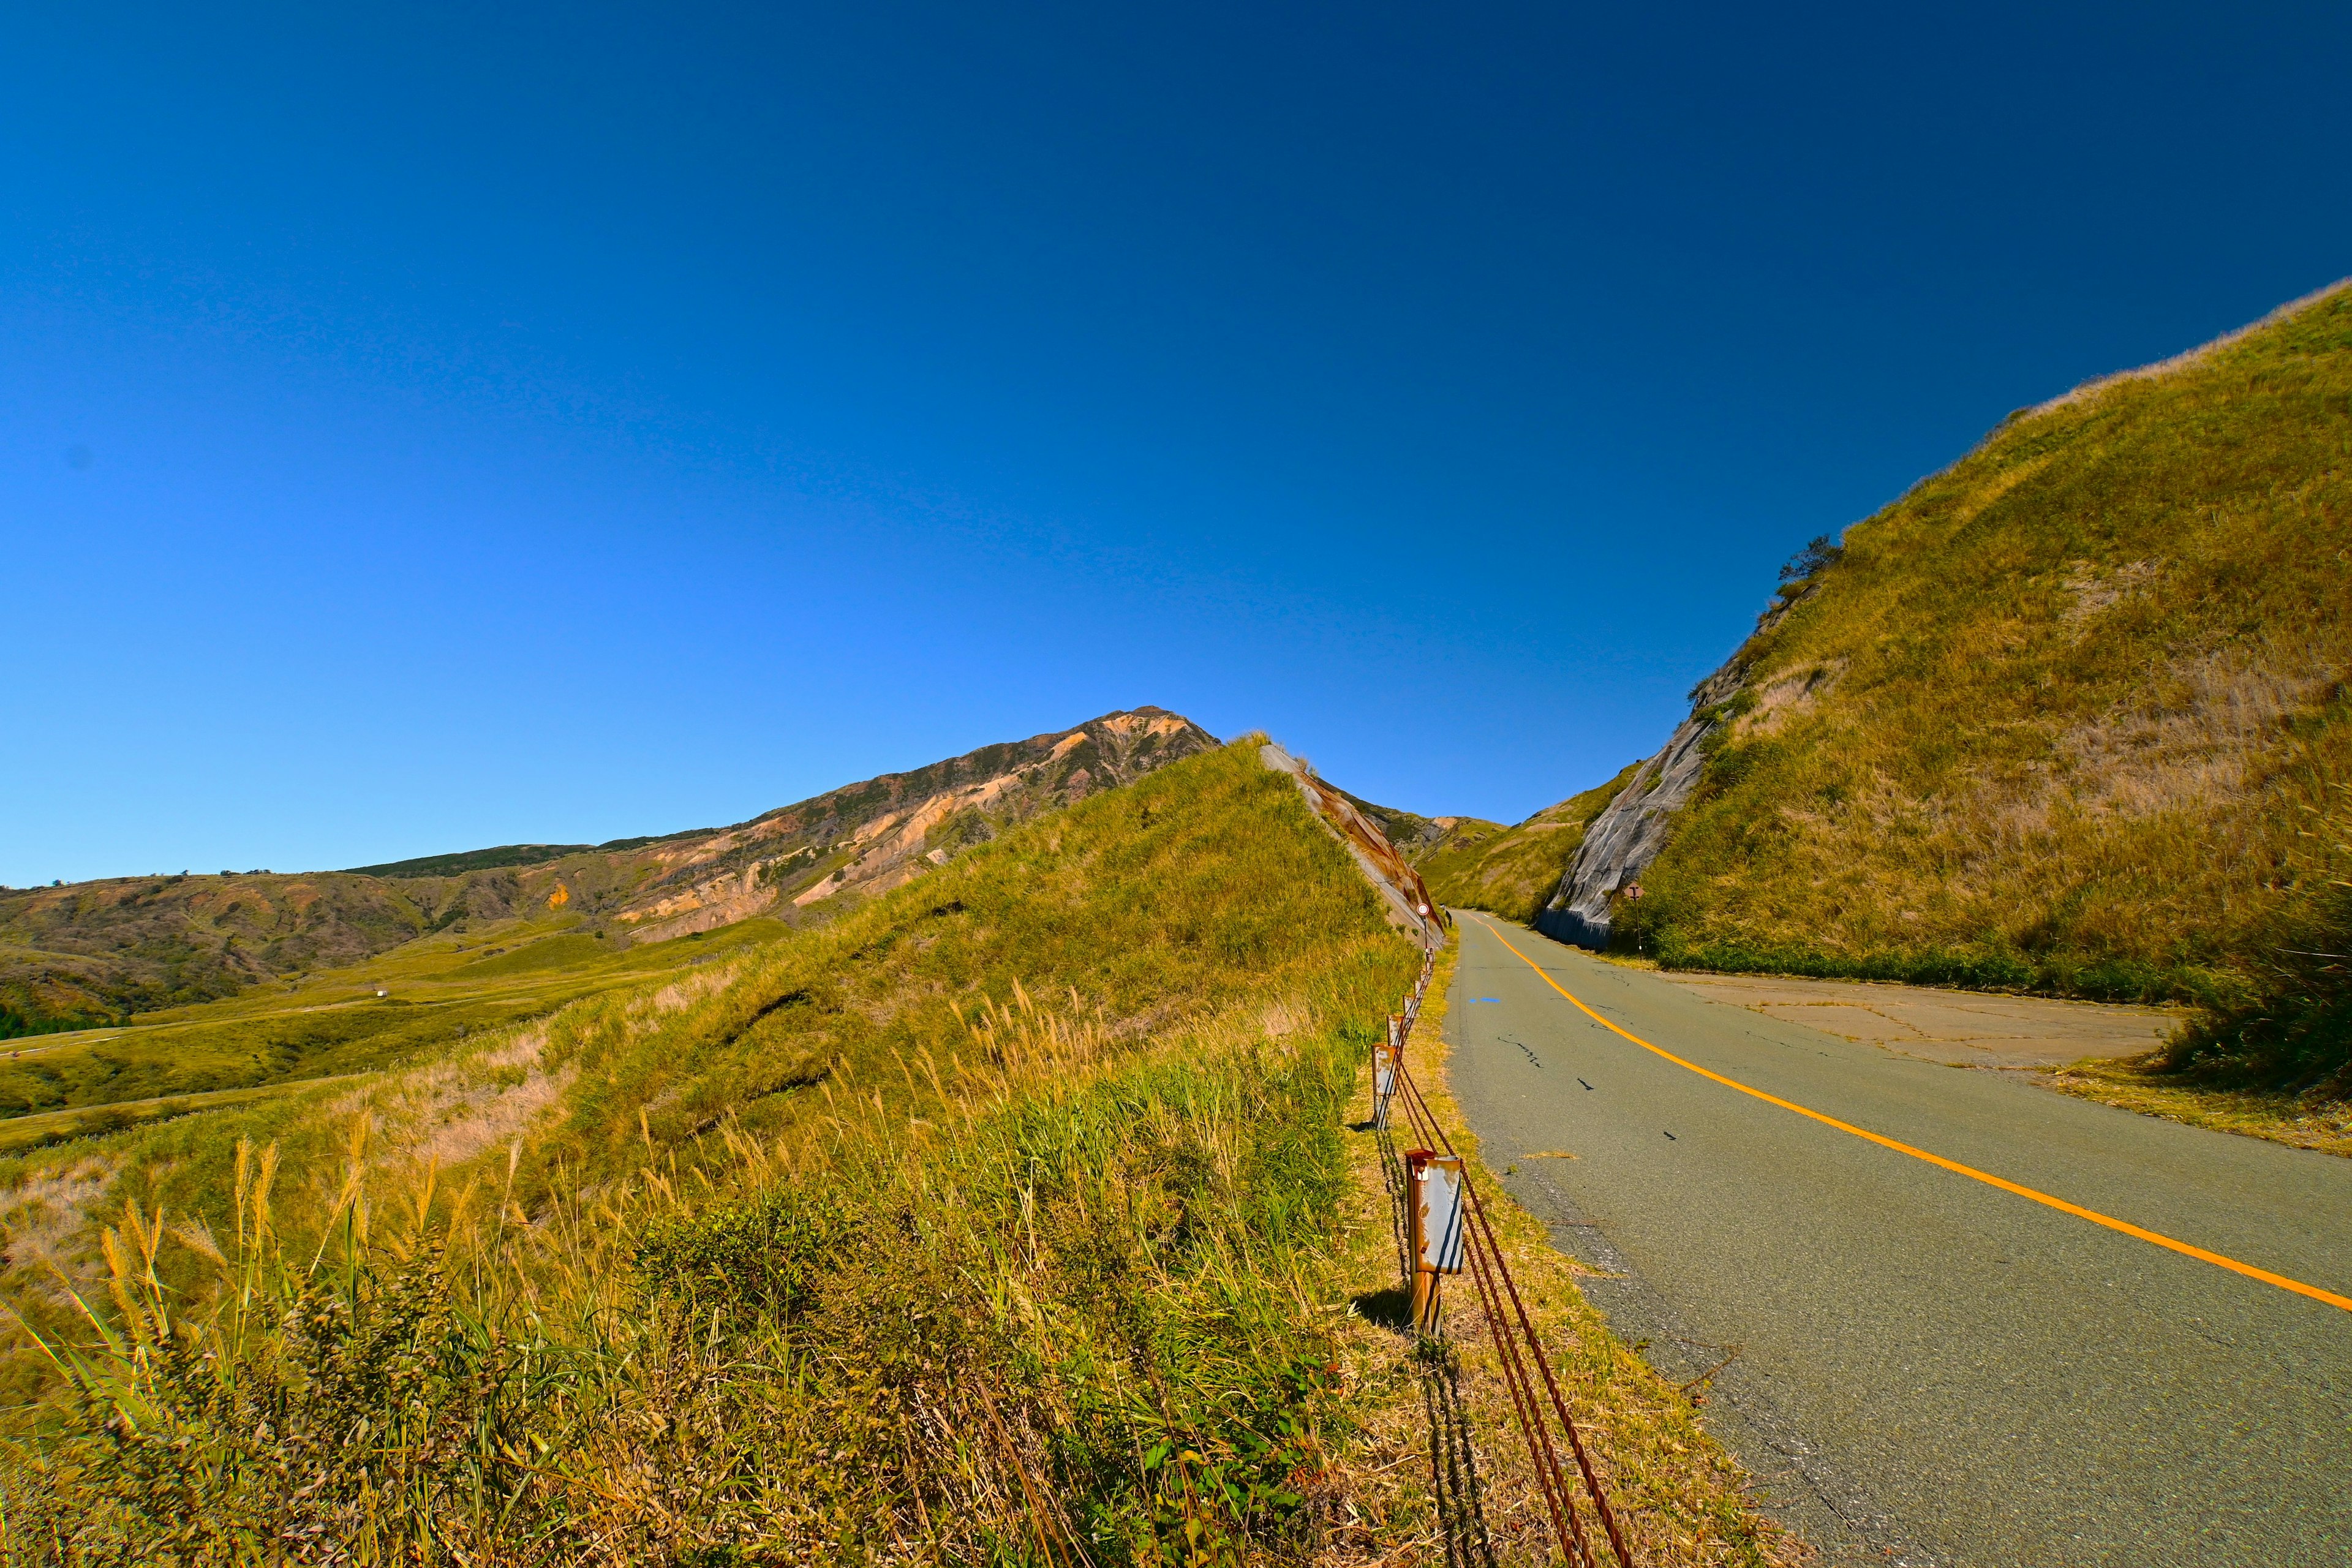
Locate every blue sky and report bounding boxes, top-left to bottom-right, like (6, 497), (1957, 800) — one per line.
(6, 2), (2348, 885)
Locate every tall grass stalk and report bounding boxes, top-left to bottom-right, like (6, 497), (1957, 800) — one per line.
(9, 995), (1398, 1564)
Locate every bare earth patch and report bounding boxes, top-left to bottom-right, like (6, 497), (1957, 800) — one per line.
(1654, 971), (2176, 1067)
(1656, 968), (2352, 1156)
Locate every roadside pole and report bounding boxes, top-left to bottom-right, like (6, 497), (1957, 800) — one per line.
(1406, 1148), (1468, 1333)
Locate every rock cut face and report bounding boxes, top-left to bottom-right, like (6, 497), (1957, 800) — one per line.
(1537, 666), (1740, 949)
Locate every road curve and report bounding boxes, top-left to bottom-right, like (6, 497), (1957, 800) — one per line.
(1443, 912), (2352, 1567)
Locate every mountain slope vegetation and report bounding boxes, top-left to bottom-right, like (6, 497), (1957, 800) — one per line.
(1592, 281), (2351, 1090)
(1, 709), (1213, 1035)
(0, 913), (791, 1146)
(2157, 785), (2352, 1097)
(1331, 793), (1492, 864)
(1416, 764), (1644, 922)
(0, 740), (1784, 1565)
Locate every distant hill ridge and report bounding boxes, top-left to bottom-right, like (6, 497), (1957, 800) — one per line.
(0, 708), (1216, 1034)
(342, 834), (716, 880)
(1410, 766), (1645, 923)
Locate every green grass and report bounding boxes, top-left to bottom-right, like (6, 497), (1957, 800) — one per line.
(1605, 281), (2352, 1096)
(0, 916), (793, 1128)
(13, 1023), (1386, 1563)
(340, 842), (601, 878)
(0, 741), (1434, 1562)
(0, 1005), (107, 1043)
(0, 1082), (337, 1156)
(0, 740), (1801, 1564)
(443, 931), (610, 977)
(1419, 763), (1642, 922)
(0, 1000), (525, 1120)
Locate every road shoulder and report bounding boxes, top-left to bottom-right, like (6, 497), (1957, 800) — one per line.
(1615, 950), (2352, 1158)
(1386, 927), (1804, 1567)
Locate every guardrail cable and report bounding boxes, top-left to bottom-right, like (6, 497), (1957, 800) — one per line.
(1378, 947), (1634, 1568)
(1389, 1064), (1591, 1565)
(1392, 1062), (1580, 1561)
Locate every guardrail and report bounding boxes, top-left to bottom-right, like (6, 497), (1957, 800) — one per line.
(1376, 943), (1635, 1568)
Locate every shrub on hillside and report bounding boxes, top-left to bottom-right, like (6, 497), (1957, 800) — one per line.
(2162, 793), (2352, 1096)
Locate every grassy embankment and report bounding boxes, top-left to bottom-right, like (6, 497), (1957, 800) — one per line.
(1595, 282), (2352, 1122)
(1415, 766), (1645, 925)
(2048, 786), (2352, 1149)
(1, 741), (1787, 1563)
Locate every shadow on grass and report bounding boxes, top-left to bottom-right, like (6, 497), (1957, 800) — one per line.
(1374, 1127), (1501, 1568)
(1418, 1341), (1501, 1568)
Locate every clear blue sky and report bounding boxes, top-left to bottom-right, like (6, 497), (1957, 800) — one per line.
(6, 2), (2347, 885)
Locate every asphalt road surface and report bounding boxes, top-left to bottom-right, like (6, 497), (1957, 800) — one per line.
(1444, 912), (2352, 1567)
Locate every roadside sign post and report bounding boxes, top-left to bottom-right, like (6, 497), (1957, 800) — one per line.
(1373, 1017), (1400, 1128)
(1406, 1149), (1466, 1333)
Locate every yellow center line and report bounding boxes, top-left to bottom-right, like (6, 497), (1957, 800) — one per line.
(1470, 916), (2352, 1315)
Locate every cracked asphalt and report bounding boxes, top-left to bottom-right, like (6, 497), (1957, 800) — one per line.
(1444, 913), (2352, 1567)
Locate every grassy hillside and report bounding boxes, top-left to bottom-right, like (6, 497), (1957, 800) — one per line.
(1, 741), (1786, 1564)
(0, 872), (451, 1031)
(342, 837), (702, 879)
(1344, 769), (1648, 929)
(0, 913), (787, 1148)
(1608, 281), (2352, 1089)
(1, 709), (1214, 1035)
(2157, 786), (2352, 1096)
(0, 742), (1419, 1559)
(1419, 764), (1643, 922)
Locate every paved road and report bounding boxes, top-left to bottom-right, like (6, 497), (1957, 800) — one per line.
(1444, 913), (2352, 1567)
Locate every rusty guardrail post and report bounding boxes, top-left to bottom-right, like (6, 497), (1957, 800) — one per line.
(1374, 1014), (1403, 1128)
(1406, 1148), (1467, 1333)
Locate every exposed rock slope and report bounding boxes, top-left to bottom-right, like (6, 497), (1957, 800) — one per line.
(1536, 669), (1744, 946)
(1261, 747), (1443, 947)
(607, 708), (1215, 940)
(1416, 763), (1645, 925)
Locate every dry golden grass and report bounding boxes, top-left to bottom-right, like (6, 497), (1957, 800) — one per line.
(2045, 1058), (2352, 1156)
(1616, 281), (2352, 1025)
(0, 742), (1751, 1567)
